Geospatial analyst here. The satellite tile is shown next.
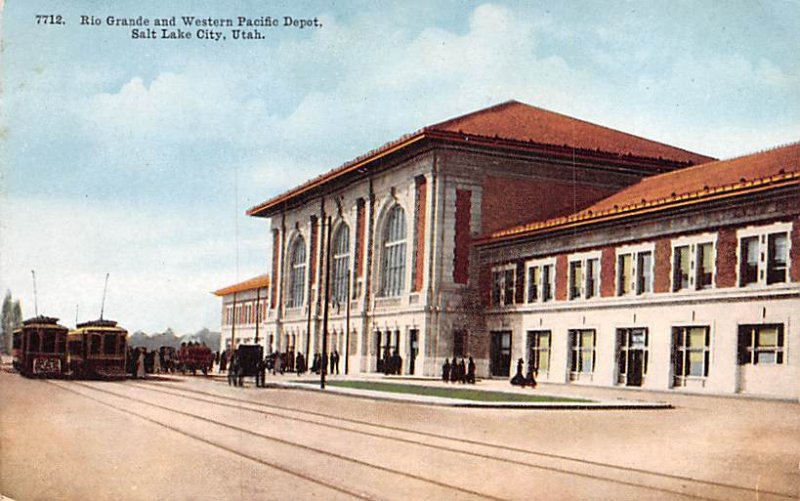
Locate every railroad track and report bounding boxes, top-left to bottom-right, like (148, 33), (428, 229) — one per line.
(49, 380), (504, 500)
(133, 380), (798, 501)
(49, 379), (797, 500)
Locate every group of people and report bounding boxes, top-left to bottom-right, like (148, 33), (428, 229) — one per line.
(379, 350), (403, 375)
(509, 358), (537, 388)
(441, 356), (476, 384)
(126, 343), (217, 379)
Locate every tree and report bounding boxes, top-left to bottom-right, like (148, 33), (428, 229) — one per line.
(1, 291), (23, 354)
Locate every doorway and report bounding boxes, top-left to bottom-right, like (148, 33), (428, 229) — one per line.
(490, 331), (512, 377)
(617, 328), (648, 386)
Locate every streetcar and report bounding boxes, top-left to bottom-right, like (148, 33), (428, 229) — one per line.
(67, 319), (128, 379)
(12, 315), (69, 378)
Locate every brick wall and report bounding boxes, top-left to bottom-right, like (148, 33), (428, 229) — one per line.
(479, 263), (492, 306)
(481, 175), (614, 235)
(271, 230), (280, 308)
(414, 177), (427, 291)
(454, 189), (471, 284)
(654, 238), (671, 293)
(309, 216), (318, 286)
(355, 199), (365, 278)
(601, 247), (616, 297)
(715, 227), (737, 288)
(555, 255), (568, 300)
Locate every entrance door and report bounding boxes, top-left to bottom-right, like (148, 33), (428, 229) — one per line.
(490, 331), (512, 377)
(374, 331), (382, 372)
(408, 330), (418, 375)
(617, 328), (647, 387)
(626, 349), (644, 386)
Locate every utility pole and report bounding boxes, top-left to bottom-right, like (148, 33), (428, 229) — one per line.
(321, 215), (332, 389)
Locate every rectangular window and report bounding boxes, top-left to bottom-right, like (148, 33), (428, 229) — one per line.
(569, 329), (596, 377)
(569, 261), (583, 299)
(617, 246), (654, 296)
(504, 269), (515, 305)
(526, 260), (556, 303)
(672, 238), (716, 291)
(586, 258), (599, 299)
(490, 266), (515, 306)
(738, 225), (791, 287)
(767, 233), (788, 284)
(673, 245), (691, 291)
(542, 264), (553, 302)
(739, 236), (759, 286)
(527, 330), (551, 374)
(636, 251), (653, 294)
(672, 326), (710, 386)
(618, 254), (633, 295)
(696, 243), (714, 289)
(527, 266), (540, 303)
(738, 324), (784, 365)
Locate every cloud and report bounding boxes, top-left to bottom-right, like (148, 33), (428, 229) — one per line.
(0, 195), (267, 333)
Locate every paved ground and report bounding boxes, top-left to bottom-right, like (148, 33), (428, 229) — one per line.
(1, 367), (798, 500)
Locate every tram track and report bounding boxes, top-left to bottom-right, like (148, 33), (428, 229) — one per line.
(133, 379), (798, 501)
(48, 380), (507, 501)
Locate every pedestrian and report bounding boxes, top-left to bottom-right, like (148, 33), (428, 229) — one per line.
(274, 351), (283, 375)
(220, 350), (228, 373)
(152, 349), (162, 374)
(136, 348), (146, 379)
(256, 356), (266, 387)
(510, 358), (525, 386)
(459, 358), (467, 384)
(332, 350), (340, 375)
(227, 355), (237, 386)
(296, 352), (306, 375)
(442, 358), (451, 383)
(467, 356), (476, 384)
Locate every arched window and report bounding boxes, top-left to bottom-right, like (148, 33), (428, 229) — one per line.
(287, 236), (306, 308)
(331, 224), (350, 305)
(381, 205), (407, 297)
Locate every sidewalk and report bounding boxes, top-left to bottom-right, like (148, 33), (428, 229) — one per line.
(250, 372), (673, 409)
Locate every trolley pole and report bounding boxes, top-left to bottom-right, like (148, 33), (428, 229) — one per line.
(321, 215), (332, 389)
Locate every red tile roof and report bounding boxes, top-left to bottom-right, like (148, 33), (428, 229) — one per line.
(426, 101), (713, 164)
(248, 100), (714, 218)
(213, 274), (270, 297)
(482, 142), (800, 244)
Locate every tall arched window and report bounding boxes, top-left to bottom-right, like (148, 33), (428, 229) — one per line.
(381, 205), (406, 297)
(331, 224), (350, 305)
(287, 236), (306, 308)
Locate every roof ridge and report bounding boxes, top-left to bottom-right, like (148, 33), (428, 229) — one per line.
(423, 100), (522, 132)
(486, 169), (800, 241)
(428, 100), (716, 162)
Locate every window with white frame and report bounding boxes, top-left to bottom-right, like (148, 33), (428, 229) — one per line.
(672, 235), (716, 292)
(617, 245), (654, 296)
(738, 223), (792, 287)
(672, 326), (710, 385)
(568, 329), (596, 377)
(491, 265), (516, 306)
(287, 236), (306, 308)
(331, 223), (350, 305)
(381, 206), (407, 297)
(526, 259), (555, 303)
(568, 252), (600, 300)
(737, 324), (784, 365)
(527, 330), (551, 374)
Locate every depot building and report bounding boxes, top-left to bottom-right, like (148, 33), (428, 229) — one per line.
(241, 100), (798, 399)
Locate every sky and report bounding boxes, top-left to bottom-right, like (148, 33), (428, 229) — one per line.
(1, 0), (799, 334)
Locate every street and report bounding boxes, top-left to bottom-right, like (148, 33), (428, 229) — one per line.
(1, 368), (798, 500)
